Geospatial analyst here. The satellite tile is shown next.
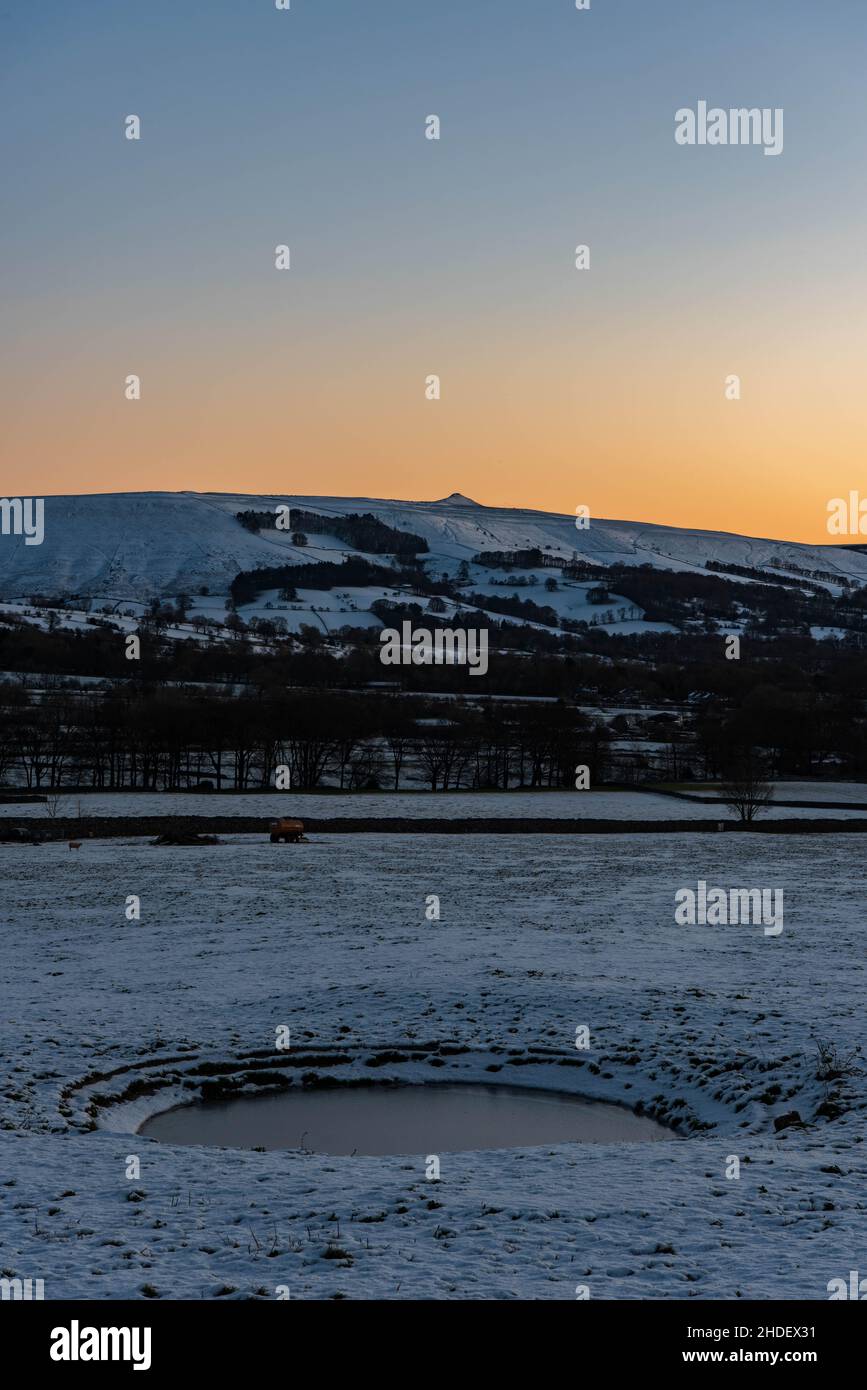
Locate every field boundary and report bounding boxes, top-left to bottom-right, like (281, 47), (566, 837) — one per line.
(4, 815), (867, 839)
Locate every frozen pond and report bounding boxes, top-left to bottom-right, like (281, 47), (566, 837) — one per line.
(139, 1083), (673, 1155)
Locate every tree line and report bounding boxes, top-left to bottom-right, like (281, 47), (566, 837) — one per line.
(0, 688), (612, 793)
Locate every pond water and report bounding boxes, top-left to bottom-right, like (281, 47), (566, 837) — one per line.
(139, 1083), (672, 1155)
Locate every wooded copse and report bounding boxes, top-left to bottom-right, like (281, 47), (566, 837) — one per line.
(235, 507), (428, 556)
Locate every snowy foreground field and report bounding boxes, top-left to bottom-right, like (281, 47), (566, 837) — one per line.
(3, 786), (867, 822)
(1, 832), (865, 1300)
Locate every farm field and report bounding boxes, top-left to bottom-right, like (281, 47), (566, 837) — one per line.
(3, 786), (867, 822)
(1, 832), (864, 1300)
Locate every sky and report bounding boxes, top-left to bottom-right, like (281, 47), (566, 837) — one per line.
(1, 0), (866, 543)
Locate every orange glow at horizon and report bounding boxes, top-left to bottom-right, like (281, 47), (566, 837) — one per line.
(6, 324), (865, 547)
(5, 261), (867, 549)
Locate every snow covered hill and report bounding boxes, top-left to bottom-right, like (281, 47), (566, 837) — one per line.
(1, 490), (865, 603)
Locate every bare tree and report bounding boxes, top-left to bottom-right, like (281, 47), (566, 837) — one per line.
(719, 758), (774, 823)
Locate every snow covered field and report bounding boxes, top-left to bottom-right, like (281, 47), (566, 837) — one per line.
(763, 782), (867, 805)
(0, 579), (672, 641)
(1, 832), (864, 1299)
(2, 787), (866, 821)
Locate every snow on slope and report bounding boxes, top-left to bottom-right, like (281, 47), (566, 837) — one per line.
(1, 490), (866, 601)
